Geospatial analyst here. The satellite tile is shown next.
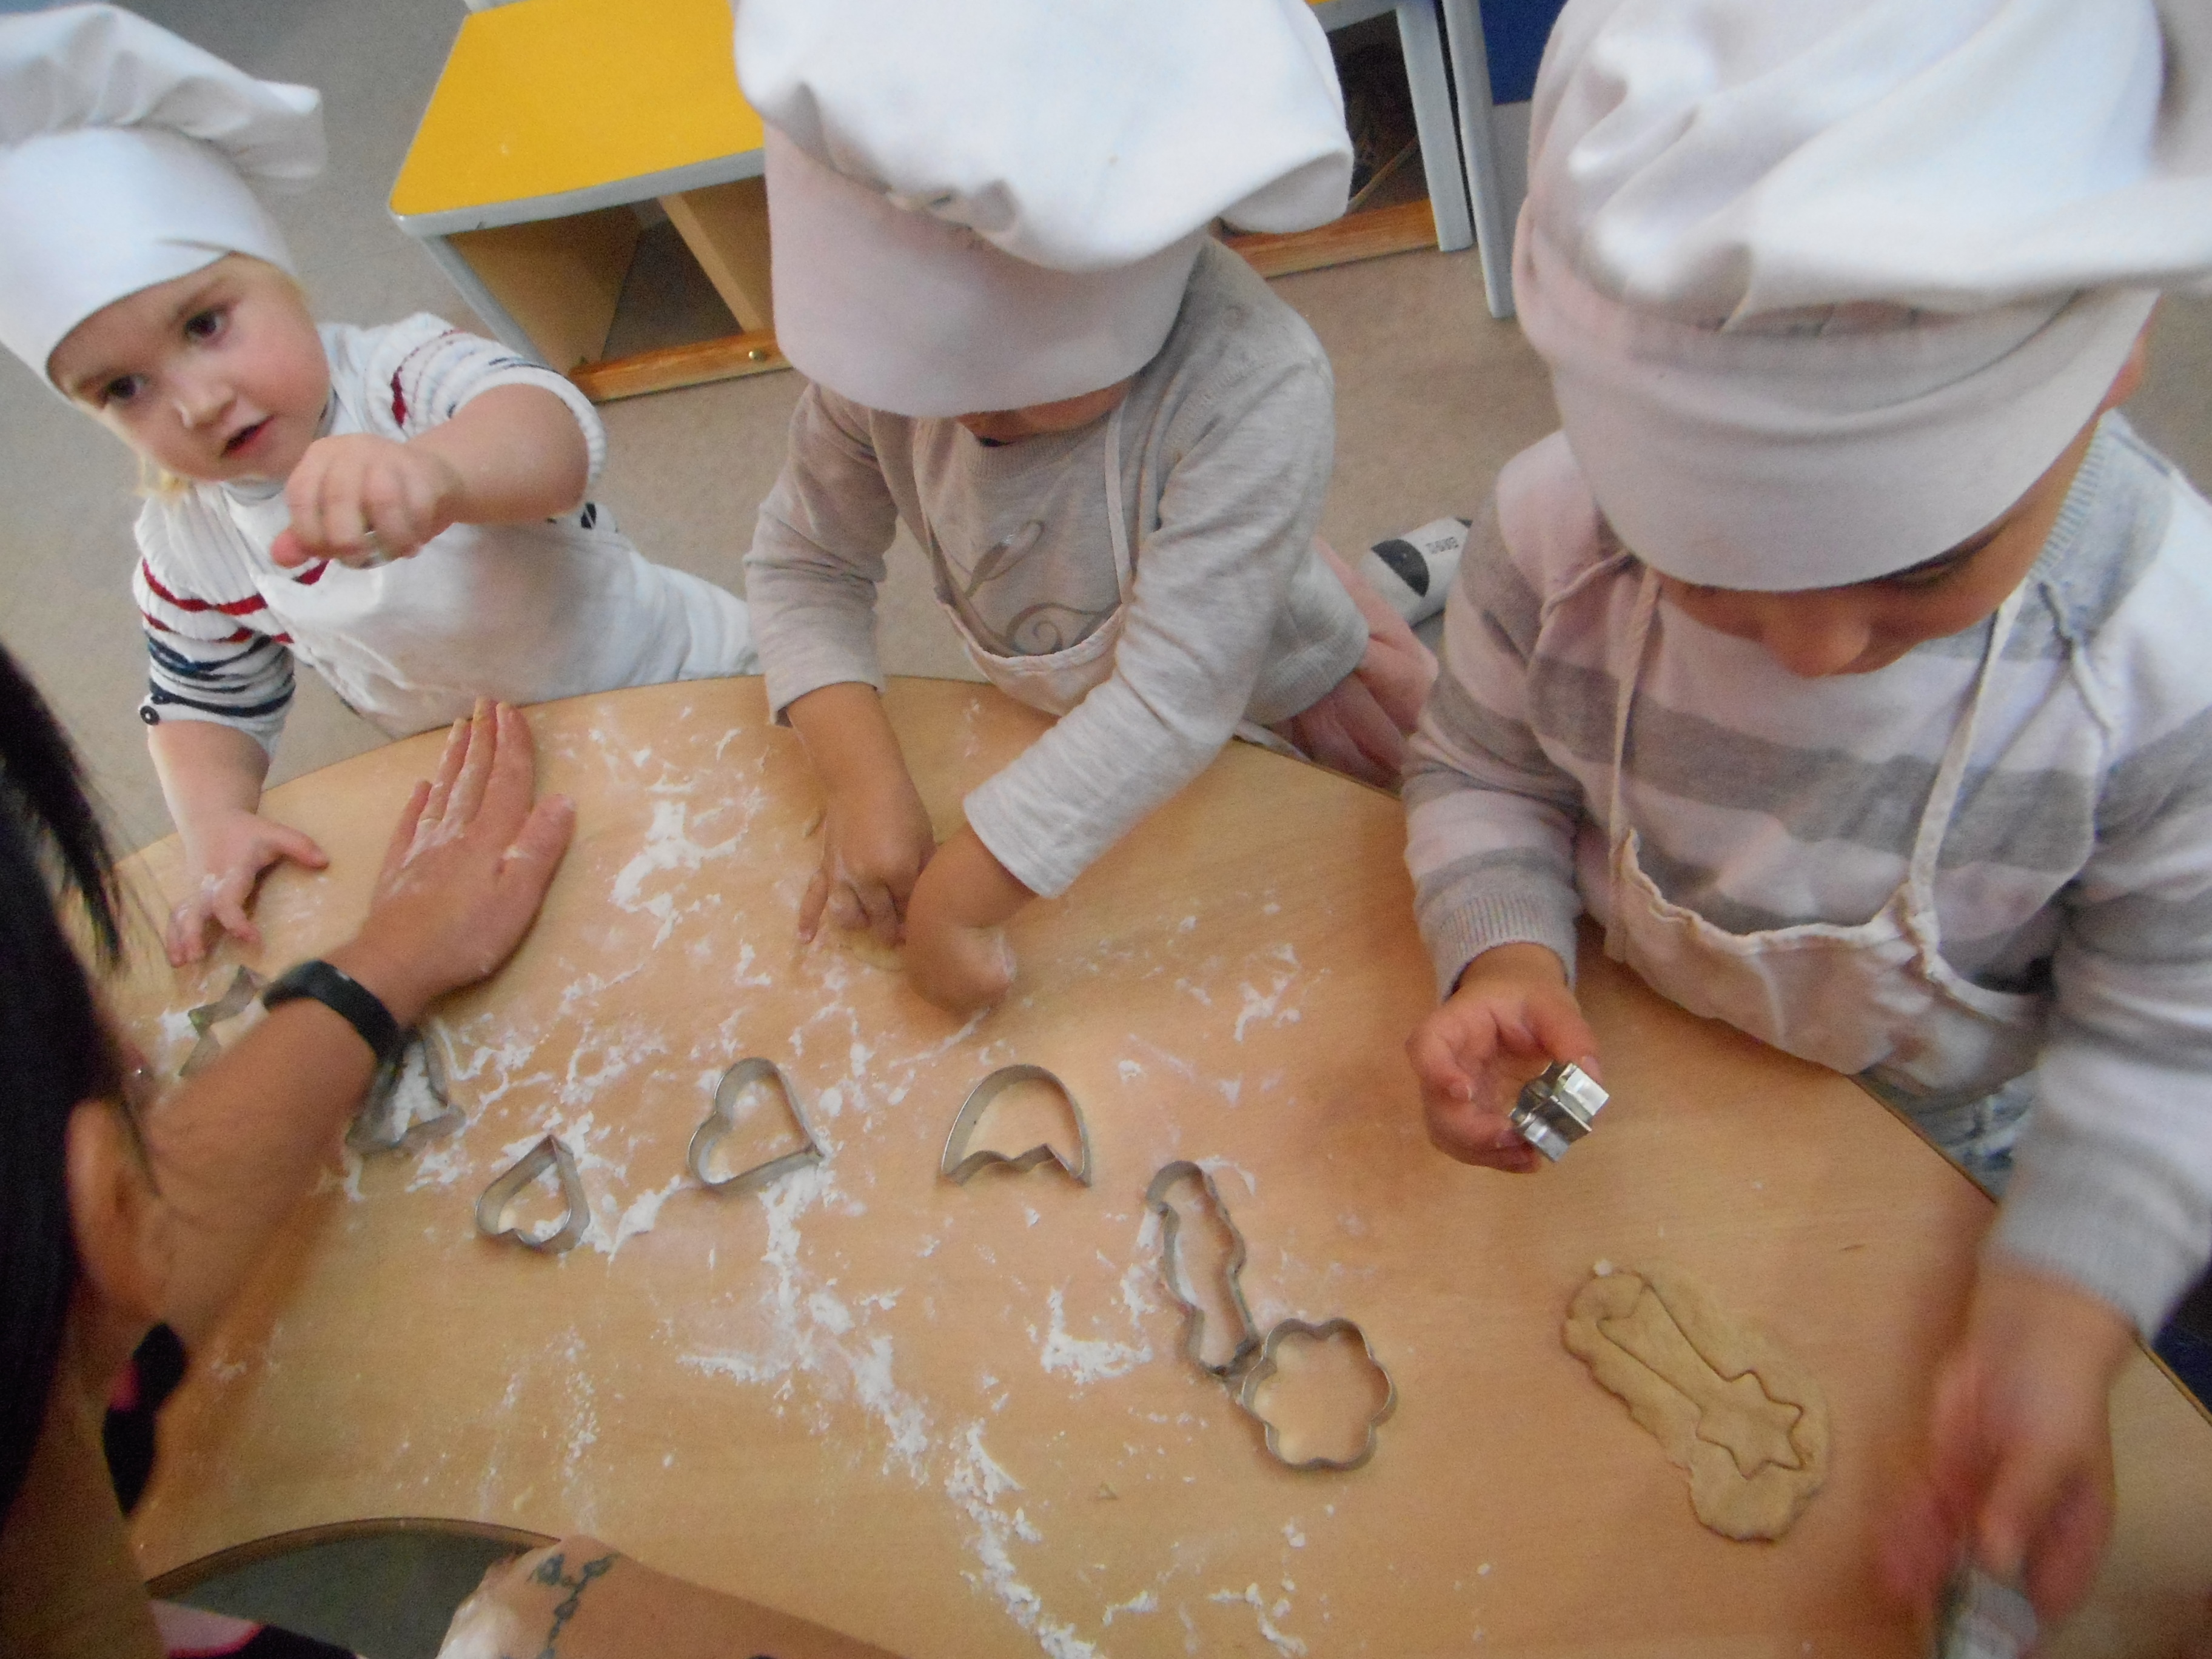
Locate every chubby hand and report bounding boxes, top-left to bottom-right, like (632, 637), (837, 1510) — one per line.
(902, 828), (1032, 1014)
(1404, 942), (1598, 1171)
(800, 772), (937, 950)
(1882, 1260), (2135, 1626)
(271, 432), (464, 568)
(169, 808), (329, 966)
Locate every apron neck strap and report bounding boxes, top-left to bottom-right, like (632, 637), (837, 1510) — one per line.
(1102, 400), (1132, 599)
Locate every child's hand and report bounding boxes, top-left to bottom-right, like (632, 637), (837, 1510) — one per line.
(1404, 942), (1597, 1171)
(1882, 1259), (2135, 1624)
(902, 828), (1034, 1014)
(271, 433), (465, 568)
(801, 774), (937, 948)
(169, 808), (330, 966)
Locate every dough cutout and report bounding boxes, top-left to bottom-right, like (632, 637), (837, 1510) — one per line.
(1563, 1262), (1828, 1540)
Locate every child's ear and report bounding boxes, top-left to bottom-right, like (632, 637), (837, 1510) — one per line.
(2100, 312), (2156, 414)
(63, 1100), (168, 1327)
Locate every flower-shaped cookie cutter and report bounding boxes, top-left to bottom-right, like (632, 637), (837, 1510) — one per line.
(475, 1135), (588, 1253)
(940, 1064), (1093, 1187)
(179, 965), (265, 1078)
(1509, 1060), (1607, 1161)
(1144, 1160), (1259, 1378)
(688, 1057), (823, 1196)
(1234, 1316), (1398, 1473)
(346, 1028), (461, 1155)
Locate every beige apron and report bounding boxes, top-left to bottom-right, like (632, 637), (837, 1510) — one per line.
(1601, 571), (2044, 1134)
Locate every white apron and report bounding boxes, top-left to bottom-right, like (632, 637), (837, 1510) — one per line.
(1601, 571), (2044, 1165)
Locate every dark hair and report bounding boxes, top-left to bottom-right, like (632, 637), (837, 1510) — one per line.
(0, 643), (122, 1517)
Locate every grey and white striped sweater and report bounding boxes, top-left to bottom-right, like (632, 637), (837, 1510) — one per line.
(1404, 415), (2212, 1335)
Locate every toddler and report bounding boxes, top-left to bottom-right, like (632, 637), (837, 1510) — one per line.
(737, 0), (1433, 1014)
(1403, 0), (2212, 1626)
(0, 5), (756, 965)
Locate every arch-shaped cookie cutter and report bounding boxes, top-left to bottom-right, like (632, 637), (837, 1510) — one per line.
(688, 1057), (823, 1195)
(179, 966), (264, 1078)
(346, 1028), (461, 1155)
(1234, 1316), (1398, 1473)
(940, 1064), (1093, 1186)
(475, 1135), (588, 1253)
(1144, 1160), (1259, 1377)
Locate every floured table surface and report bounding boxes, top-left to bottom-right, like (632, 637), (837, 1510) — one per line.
(116, 678), (2212, 1657)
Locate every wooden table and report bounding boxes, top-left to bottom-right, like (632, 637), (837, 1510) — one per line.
(116, 679), (2212, 1657)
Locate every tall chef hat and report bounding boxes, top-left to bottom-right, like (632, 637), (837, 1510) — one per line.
(0, 4), (322, 382)
(1517, 0), (2212, 590)
(736, 0), (1352, 418)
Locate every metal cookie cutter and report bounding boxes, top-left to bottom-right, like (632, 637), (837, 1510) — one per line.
(940, 1064), (1093, 1187)
(1932, 1565), (2037, 1659)
(475, 1135), (588, 1253)
(179, 966), (265, 1078)
(688, 1058), (823, 1196)
(1143, 1160), (1259, 1377)
(1235, 1316), (1399, 1473)
(346, 1028), (461, 1155)
(1510, 1061), (1607, 1161)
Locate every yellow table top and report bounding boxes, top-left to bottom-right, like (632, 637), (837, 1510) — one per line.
(390, 0), (764, 233)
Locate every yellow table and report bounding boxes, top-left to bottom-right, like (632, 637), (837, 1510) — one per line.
(116, 679), (2212, 1656)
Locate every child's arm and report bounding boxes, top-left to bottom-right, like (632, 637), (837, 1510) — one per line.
(786, 682), (937, 948)
(903, 826), (1031, 1010)
(149, 719), (326, 965)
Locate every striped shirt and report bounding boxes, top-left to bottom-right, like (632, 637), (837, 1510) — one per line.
(1405, 417), (2212, 1334)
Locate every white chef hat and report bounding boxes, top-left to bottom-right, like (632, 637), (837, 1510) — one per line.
(736, 0), (1352, 417)
(1517, 0), (2212, 591)
(0, 4), (323, 382)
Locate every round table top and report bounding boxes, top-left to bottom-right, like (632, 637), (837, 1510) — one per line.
(113, 677), (2212, 1657)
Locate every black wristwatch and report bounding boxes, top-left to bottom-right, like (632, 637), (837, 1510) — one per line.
(261, 959), (405, 1068)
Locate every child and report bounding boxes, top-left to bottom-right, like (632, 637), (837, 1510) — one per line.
(1402, 0), (2212, 1628)
(736, 0), (1436, 1014)
(0, 5), (756, 967)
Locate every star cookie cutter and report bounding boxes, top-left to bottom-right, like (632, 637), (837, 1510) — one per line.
(1144, 1160), (1259, 1377)
(940, 1064), (1093, 1187)
(179, 966), (264, 1078)
(475, 1135), (588, 1253)
(1510, 1060), (1607, 1161)
(1234, 1316), (1398, 1473)
(346, 1028), (461, 1155)
(688, 1057), (824, 1195)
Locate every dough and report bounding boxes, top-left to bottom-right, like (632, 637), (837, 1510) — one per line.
(822, 926), (904, 972)
(1563, 1263), (1829, 1541)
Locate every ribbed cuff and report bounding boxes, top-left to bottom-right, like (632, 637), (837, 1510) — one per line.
(1991, 1147), (2204, 1338)
(1418, 883), (1581, 1000)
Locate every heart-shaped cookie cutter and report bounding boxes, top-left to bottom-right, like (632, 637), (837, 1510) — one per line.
(940, 1064), (1093, 1186)
(346, 1027), (462, 1155)
(475, 1135), (588, 1253)
(1233, 1316), (1398, 1473)
(179, 965), (265, 1078)
(688, 1057), (823, 1195)
(1144, 1159), (1259, 1377)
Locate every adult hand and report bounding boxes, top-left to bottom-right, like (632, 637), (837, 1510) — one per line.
(271, 432), (464, 568)
(1882, 1260), (2134, 1625)
(327, 702), (574, 1026)
(1404, 942), (1597, 1171)
(167, 808), (329, 965)
(1275, 667), (1413, 788)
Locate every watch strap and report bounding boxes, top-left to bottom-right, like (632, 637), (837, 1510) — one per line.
(261, 959), (404, 1068)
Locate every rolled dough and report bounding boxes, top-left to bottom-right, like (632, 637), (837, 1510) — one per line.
(1563, 1263), (1829, 1541)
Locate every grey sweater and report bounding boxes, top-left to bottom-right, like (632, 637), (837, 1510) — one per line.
(745, 241), (1366, 897)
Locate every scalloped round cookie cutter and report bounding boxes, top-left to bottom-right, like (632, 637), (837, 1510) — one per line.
(940, 1064), (1093, 1187)
(688, 1057), (824, 1196)
(1144, 1159), (1259, 1378)
(179, 965), (265, 1078)
(1234, 1316), (1399, 1473)
(475, 1135), (588, 1253)
(346, 1028), (461, 1155)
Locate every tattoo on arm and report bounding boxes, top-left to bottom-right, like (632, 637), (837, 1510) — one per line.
(508, 1550), (615, 1659)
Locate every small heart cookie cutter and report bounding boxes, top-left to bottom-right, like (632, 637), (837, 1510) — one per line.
(940, 1064), (1093, 1187)
(346, 1028), (461, 1155)
(1233, 1316), (1398, 1473)
(688, 1057), (823, 1195)
(1144, 1160), (1259, 1377)
(475, 1135), (588, 1253)
(179, 965), (264, 1078)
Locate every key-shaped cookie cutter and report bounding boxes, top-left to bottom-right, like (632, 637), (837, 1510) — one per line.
(941, 1064), (1093, 1186)
(1510, 1060), (1607, 1161)
(475, 1135), (588, 1253)
(1234, 1316), (1399, 1473)
(688, 1057), (823, 1195)
(1144, 1160), (1259, 1377)
(346, 1028), (461, 1155)
(179, 965), (264, 1078)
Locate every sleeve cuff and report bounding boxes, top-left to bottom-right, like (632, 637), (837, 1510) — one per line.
(1416, 881), (1582, 1000)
